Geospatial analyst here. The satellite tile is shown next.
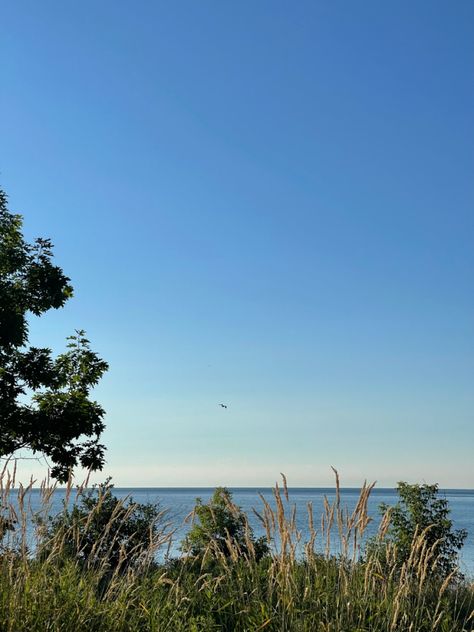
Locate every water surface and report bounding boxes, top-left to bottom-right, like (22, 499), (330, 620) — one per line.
(7, 487), (474, 576)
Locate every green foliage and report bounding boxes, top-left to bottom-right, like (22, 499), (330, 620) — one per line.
(1, 475), (473, 631)
(0, 188), (108, 481)
(378, 482), (467, 578)
(181, 487), (269, 562)
(0, 515), (14, 546)
(41, 479), (162, 572)
(1, 548), (473, 631)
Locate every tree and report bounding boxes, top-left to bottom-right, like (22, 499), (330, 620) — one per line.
(181, 487), (269, 562)
(377, 482), (467, 578)
(40, 479), (163, 572)
(0, 188), (108, 481)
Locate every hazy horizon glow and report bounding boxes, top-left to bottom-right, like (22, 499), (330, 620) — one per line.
(1, 2), (473, 487)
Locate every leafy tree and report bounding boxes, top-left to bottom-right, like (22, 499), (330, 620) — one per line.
(181, 487), (269, 562)
(377, 482), (467, 578)
(40, 479), (163, 572)
(0, 188), (108, 481)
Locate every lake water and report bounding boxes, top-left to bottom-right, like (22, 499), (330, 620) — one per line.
(4, 487), (474, 576)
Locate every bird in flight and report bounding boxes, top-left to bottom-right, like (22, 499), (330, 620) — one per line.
(219, 403), (228, 409)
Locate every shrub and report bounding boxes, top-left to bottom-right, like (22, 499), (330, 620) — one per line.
(40, 478), (165, 573)
(181, 487), (269, 563)
(376, 482), (467, 578)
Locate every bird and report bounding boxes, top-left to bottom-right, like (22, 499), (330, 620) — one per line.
(219, 403), (228, 409)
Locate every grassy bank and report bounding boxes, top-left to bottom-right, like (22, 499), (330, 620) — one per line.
(0, 472), (473, 631)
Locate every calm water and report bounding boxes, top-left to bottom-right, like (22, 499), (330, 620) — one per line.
(6, 487), (474, 576)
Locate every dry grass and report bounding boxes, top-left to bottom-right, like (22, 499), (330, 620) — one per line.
(0, 465), (473, 631)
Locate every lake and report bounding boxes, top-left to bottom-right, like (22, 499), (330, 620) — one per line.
(5, 486), (474, 576)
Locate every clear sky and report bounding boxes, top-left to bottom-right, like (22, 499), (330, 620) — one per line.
(1, 2), (473, 487)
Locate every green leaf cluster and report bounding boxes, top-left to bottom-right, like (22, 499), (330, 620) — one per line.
(181, 487), (269, 563)
(378, 482), (467, 578)
(0, 188), (108, 480)
(41, 479), (162, 573)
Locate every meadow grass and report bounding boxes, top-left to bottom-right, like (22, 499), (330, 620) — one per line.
(0, 467), (473, 632)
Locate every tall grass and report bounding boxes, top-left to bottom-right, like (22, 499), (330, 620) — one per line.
(0, 465), (472, 631)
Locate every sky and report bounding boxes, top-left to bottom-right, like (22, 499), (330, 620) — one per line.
(1, 1), (473, 488)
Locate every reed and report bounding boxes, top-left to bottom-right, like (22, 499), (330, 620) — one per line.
(0, 466), (472, 631)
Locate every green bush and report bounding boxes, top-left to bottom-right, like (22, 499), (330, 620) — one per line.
(181, 487), (269, 563)
(375, 482), (467, 578)
(39, 479), (164, 573)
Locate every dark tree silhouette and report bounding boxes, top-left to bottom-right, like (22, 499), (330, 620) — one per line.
(0, 188), (108, 481)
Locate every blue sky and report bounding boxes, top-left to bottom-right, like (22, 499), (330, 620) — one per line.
(2, 1), (473, 487)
